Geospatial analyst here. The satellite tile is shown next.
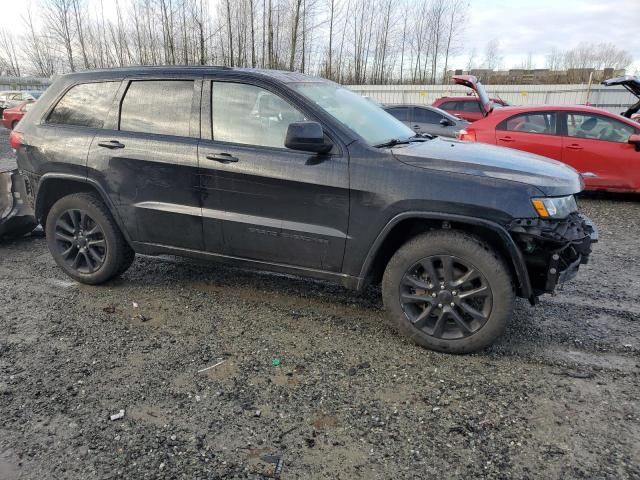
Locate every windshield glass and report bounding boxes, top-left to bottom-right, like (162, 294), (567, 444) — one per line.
(290, 82), (414, 146)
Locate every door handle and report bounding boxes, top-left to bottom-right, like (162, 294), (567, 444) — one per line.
(498, 136), (514, 142)
(566, 144), (583, 150)
(413, 125), (421, 130)
(97, 140), (125, 149)
(206, 153), (239, 163)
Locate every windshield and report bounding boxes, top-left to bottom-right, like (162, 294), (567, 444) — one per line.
(291, 82), (415, 146)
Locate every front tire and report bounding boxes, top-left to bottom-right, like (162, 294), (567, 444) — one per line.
(45, 192), (135, 284)
(382, 230), (514, 354)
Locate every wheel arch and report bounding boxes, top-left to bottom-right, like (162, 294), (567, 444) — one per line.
(36, 173), (132, 244)
(358, 212), (534, 303)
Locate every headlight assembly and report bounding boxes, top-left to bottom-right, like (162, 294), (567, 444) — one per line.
(531, 195), (577, 219)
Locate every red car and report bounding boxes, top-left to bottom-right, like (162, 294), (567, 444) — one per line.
(2, 101), (33, 130)
(433, 94), (508, 122)
(454, 76), (640, 193)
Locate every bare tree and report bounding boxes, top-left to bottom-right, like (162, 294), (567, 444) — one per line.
(0, 30), (21, 76)
(482, 38), (502, 70)
(43, 0), (77, 72)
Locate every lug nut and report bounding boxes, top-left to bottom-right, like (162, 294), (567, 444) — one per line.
(432, 293), (437, 297)
(452, 291), (457, 295)
(550, 268), (557, 274)
(438, 303), (443, 308)
(450, 302), (455, 307)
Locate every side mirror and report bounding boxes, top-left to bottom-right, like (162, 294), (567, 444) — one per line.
(628, 133), (640, 151)
(285, 121), (332, 154)
(439, 118), (454, 127)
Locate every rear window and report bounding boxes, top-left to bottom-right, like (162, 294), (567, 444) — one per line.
(385, 107), (410, 122)
(120, 80), (193, 136)
(47, 82), (120, 128)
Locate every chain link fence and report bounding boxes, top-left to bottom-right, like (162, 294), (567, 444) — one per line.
(349, 83), (637, 114)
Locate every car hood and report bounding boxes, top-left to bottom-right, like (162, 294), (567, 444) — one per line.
(391, 137), (583, 196)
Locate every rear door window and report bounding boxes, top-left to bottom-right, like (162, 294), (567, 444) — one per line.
(462, 101), (481, 112)
(438, 101), (460, 111)
(120, 80), (194, 136)
(565, 113), (636, 143)
(413, 107), (444, 124)
(47, 82), (120, 128)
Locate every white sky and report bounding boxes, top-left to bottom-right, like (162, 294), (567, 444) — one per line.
(454, 0), (640, 73)
(4, 0), (640, 74)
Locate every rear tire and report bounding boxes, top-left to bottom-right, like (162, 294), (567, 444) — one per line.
(382, 230), (514, 354)
(45, 192), (135, 284)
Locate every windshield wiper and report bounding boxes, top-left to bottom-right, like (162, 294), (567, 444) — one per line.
(374, 134), (433, 148)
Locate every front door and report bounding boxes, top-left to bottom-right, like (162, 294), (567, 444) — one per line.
(561, 112), (639, 191)
(198, 79), (349, 271)
(88, 78), (205, 251)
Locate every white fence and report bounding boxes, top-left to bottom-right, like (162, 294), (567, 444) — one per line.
(349, 83), (637, 114)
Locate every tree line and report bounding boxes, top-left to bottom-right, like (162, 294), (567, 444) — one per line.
(0, 0), (634, 85)
(0, 0), (469, 84)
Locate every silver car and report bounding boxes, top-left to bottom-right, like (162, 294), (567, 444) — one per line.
(383, 104), (469, 138)
(0, 90), (42, 112)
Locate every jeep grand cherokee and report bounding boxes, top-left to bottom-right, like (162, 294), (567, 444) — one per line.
(12, 67), (597, 353)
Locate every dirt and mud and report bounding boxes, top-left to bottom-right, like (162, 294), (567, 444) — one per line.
(1, 126), (638, 479)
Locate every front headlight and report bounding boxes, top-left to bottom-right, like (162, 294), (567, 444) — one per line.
(531, 195), (577, 219)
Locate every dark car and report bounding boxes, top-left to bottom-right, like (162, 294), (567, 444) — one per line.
(13, 66), (596, 353)
(383, 104), (469, 138)
(602, 75), (640, 122)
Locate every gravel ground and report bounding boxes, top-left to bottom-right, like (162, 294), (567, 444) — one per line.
(1, 126), (639, 479)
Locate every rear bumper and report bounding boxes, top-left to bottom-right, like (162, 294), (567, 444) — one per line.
(0, 163), (36, 238)
(508, 212), (597, 299)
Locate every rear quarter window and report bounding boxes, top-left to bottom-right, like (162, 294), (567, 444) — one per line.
(47, 82), (120, 128)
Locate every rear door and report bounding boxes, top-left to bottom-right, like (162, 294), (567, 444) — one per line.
(495, 111), (562, 159)
(412, 107), (455, 136)
(26, 82), (120, 181)
(560, 112), (639, 190)
(198, 78), (349, 271)
(88, 78), (205, 250)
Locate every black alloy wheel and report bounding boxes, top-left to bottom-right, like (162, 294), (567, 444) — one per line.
(399, 255), (492, 340)
(53, 209), (107, 274)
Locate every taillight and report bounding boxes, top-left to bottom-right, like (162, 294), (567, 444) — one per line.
(457, 128), (477, 142)
(9, 130), (23, 150)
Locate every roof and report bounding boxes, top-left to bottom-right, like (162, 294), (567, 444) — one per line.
(491, 104), (621, 115)
(58, 66), (327, 84)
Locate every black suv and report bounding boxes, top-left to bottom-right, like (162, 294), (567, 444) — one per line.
(13, 67), (596, 353)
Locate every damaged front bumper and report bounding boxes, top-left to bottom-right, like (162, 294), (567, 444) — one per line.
(0, 158), (37, 239)
(508, 212), (597, 299)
